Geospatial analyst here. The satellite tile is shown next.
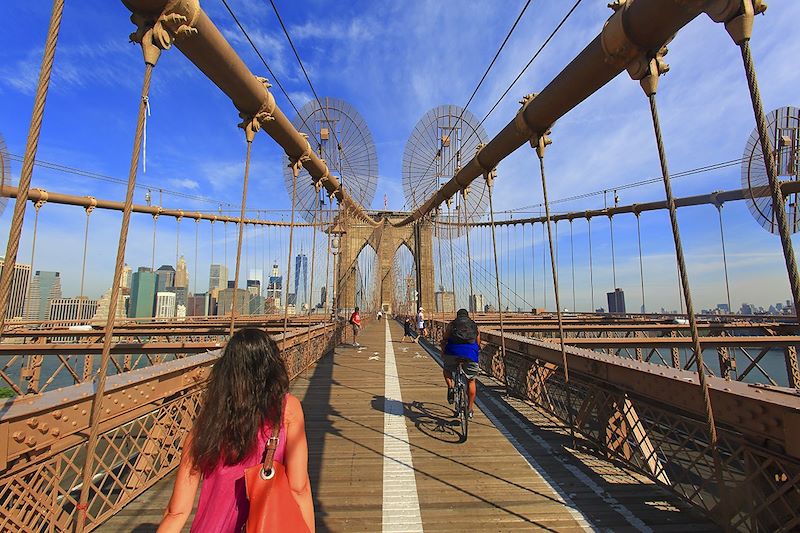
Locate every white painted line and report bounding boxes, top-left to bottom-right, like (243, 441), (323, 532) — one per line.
(481, 393), (651, 532)
(382, 320), (424, 533)
(476, 392), (597, 532)
(423, 343), (649, 533)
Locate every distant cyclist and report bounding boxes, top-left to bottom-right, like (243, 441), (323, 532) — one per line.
(441, 308), (480, 418)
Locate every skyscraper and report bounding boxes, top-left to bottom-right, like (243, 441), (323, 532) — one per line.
(174, 255), (189, 288)
(208, 264), (228, 296)
(0, 257), (31, 320)
(25, 270), (62, 320)
(129, 270), (157, 318)
(247, 279), (263, 314)
(294, 253), (308, 309)
(320, 286), (327, 309)
(266, 263), (282, 309)
(47, 297), (98, 324)
(155, 265), (176, 292)
(121, 264), (132, 289)
(248, 268), (264, 296)
(155, 292), (177, 318)
(607, 288), (626, 314)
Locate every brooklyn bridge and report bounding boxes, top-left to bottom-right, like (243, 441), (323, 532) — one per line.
(1, 0), (799, 531)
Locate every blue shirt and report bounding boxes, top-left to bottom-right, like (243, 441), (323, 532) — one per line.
(444, 341), (479, 362)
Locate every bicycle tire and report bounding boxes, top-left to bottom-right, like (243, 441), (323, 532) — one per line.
(458, 369), (469, 440)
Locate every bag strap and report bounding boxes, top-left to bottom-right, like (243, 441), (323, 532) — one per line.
(260, 422), (281, 476)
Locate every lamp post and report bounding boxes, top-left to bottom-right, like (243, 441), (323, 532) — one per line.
(331, 233), (340, 319)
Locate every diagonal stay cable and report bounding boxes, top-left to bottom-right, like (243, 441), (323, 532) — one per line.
(267, 0), (360, 184)
(406, 0), (535, 209)
(425, 0), (584, 203)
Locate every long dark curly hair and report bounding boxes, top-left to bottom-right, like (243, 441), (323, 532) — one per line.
(191, 328), (289, 473)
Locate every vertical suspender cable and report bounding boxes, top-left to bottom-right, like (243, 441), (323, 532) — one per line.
(570, 219), (576, 312)
(151, 213), (158, 270)
(230, 115), (258, 336)
(534, 135), (575, 445)
(531, 222), (536, 309)
(588, 217), (595, 312)
(640, 56), (722, 486)
(283, 159), (300, 337)
(542, 222), (547, 309)
(735, 31), (800, 387)
(75, 28), (160, 531)
(609, 215), (617, 294)
(462, 190), (476, 312)
(448, 203), (457, 312)
(0, 0), (63, 332)
(522, 222), (527, 310)
(193, 218), (199, 296)
(78, 207), (92, 302)
(23, 203), (43, 320)
(485, 172), (508, 390)
(636, 212), (646, 314)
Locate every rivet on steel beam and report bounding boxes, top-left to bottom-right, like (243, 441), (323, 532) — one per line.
(27, 418), (38, 429)
(53, 410), (62, 419)
(25, 436), (36, 447)
(13, 432), (25, 443)
(51, 428), (60, 437)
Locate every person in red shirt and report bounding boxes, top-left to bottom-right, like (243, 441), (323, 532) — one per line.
(349, 306), (362, 347)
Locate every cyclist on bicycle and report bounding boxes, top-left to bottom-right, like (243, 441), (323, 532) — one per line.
(441, 308), (480, 418)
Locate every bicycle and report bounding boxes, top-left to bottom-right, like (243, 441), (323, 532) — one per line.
(452, 359), (470, 441)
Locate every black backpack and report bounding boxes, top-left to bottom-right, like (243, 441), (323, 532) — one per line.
(449, 316), (477, 344)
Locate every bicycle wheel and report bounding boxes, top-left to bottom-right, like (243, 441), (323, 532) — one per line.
(459, 372), (469, 440)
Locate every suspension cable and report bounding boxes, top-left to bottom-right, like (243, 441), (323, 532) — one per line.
(639, 53), (720, 475)
(0, 0), (63, 332)
(230, 115), (258, 336)
(75, 27), (160, 532)
(533, 133), (575, 445)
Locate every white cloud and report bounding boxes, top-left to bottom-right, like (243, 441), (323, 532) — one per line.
(167, 178), (200, 190)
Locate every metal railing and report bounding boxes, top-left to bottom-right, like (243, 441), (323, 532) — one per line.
(427, 318), (800, 532)
(0, 321), (341, 532)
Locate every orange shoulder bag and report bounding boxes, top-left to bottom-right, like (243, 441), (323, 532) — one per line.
(243, 420), (310, 533)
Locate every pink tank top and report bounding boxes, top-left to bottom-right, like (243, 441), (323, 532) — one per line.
(190, 412), (287, 533)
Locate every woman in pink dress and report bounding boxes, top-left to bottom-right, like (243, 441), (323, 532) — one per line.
(156, 328), (314, 532)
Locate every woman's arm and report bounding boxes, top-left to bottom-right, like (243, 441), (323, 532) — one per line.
(157, 432), (201, 533)
(284, 394), (315, 532)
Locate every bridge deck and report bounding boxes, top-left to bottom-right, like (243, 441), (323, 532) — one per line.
(99, 320), (716, 532)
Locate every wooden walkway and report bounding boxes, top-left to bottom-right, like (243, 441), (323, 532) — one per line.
(99, 320), (717, 532)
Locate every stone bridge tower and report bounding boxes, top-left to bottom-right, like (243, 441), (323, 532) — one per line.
(337, 212), (435, 315)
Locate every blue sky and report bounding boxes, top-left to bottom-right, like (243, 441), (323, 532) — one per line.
(0, 0), (798, 312)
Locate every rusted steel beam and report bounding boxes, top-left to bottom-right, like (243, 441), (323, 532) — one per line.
(539, 335), (800, 349)
(396, 0), (760, 226)
(120, 0), (377, 226)
(0, 323), (337, 471)
(466, 181), (800, 227)
(0, 185), (315, 227)
(481, 329), (800, 457)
